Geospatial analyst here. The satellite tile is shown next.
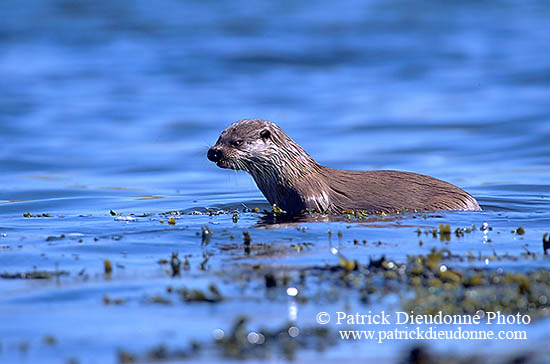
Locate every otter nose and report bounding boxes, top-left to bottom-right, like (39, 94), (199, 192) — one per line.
(207, 147), (223, 162)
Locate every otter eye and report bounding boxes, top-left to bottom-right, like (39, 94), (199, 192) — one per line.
(260, 129), (271, 140)
(231, 139), (243, 147)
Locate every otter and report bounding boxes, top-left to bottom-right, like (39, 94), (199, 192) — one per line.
(207, 119), (481, 215)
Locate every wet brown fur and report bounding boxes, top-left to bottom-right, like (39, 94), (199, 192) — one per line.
(208, 119), (481, 215)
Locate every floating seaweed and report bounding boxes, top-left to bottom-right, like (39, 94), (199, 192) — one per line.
(170, 253), (181, 277)
(104, 259), (113, 275)
(179, 284), (223, 303)
(201, 225), (213, 245)
(0, 270), (69, 279)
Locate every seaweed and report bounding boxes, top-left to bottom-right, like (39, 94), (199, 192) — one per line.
(170, 252), (181, 277)
(179, 284), (223, 303)
(201, 225), (213, 245)
(1, 270), (69, 279)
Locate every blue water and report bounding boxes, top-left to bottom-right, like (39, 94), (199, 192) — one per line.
(1, 0), (549, 363)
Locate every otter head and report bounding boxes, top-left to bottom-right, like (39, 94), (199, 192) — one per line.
(207, 119), (278, 172)
(208, 119), (330, 213)
(208, 119), (319, 186)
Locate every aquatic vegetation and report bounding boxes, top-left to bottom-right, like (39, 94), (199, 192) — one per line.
(103, 295), (126, 305)
(0, 270), (69, 279)
(117, 315), (334, 363)
(23, 212), (50, 218)
(512, 226), (526, 235)
(183, 256), (190, 271)
(243, 231), (251, 244)
(207, 244), (550, 323)
(170, 253), (181, 277)
(104, 259), (113, 275)
(147, 295), (172, 305)
(179, 284), (223, 303)
(438, 223), (451, 241)
(264, 272), (277, 288)
(45, 234), (66, 241)
(43, 335), (56, 346)
(199, 252), (211, 271)
(158, 252), (185, 276)
(201, 225), (213, 245)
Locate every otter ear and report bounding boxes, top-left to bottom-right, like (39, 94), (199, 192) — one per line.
(260, 129), (271, 141)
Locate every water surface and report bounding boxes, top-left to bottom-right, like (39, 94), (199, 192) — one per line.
(1, 0), (549, 363)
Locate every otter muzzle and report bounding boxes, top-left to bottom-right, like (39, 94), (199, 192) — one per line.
(207, 147), (223, 163)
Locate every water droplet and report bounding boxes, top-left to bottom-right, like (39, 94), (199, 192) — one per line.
(247, 331), (260, 344)
(213, 328), (224, 340)
(288, 326), (300, 337)
(286, 287), (298, 297)
(288, 302), (298, 321)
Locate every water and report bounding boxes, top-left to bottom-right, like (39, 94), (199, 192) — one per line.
(1, 0), (549, 363)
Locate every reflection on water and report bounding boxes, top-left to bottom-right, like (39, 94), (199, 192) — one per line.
(0, 0), (549, 363)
